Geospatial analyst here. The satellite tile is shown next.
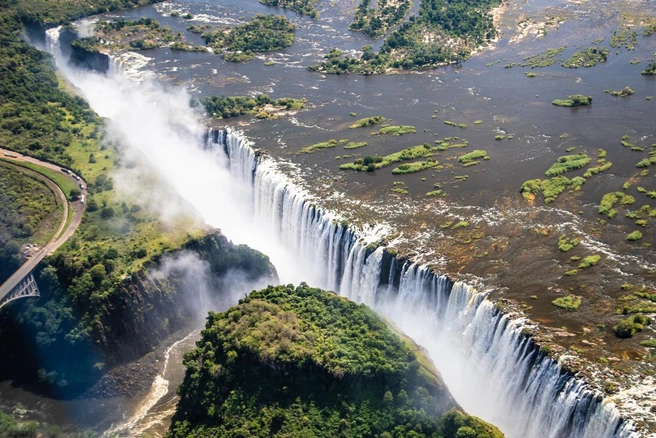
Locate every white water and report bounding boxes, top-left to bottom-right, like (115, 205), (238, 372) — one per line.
(44, 28), (639, 438)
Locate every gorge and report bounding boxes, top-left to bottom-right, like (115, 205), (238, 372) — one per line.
(1, 0), (655, 435)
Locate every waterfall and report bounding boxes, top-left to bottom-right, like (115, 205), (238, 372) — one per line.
(40, 29), (640, 437)
(204, 129), (639, 438)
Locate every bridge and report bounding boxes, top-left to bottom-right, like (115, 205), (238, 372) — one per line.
(0, 149), (87, 310)
(0, 273), (40, 310)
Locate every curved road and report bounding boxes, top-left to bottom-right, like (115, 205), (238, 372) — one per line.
(0, 148), (86, 304)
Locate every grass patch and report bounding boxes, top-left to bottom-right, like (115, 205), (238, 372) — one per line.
(3, 158), (78, 199)
(344, 141), (368, 149)
(373, 125), (416, 135)
(300, 139), (339, 153)
(349, 116), (386, 128)
(545, 153), (591, 176)
(561, 47), (609, 68)
(627, 230), (643, 241)
(457, 150), (489, 166)
(558, 235), (579, 252)
(391, 160), (438, 174)
(579, 254), (601, 269)
(552, 95), (592, 107)
(340, 143), (437, 172)
(552, 295), (582, 311)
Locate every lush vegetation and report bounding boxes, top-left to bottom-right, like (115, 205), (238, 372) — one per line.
(557, 235), (579, 252)
(202, 14), (295, 62)
(201, 94), (305, 119)
(520, 47), (565, 68)
(552, 95), (593, 107)
(604, 87), (635, 97)
(374, 125), (416, 135)
(545, 154), (591, 177)
(349, 0), (411, 38)
(349, 115), (386, 128)
(300, 139), (339, 153)
(642, 62), (656, 75)
(561, 47), (609, 68)
(308, 0), (500, 74)
(340, 143), (437, 172)
(613, 314), (651, 339)
(579, 255), (601, 269)
(259, 0), (319, 18)
(75, 17), (184, 54)
(391, 159), (439, 174)
(0, 163), (60, 283)
(344, 141), (368, 149)
(458, 150), (489, 167)
(552, 295), (582, 311)
(169, 284), (503, 438)
(598, 192), (634, 217)
(521, 176), (585, 204)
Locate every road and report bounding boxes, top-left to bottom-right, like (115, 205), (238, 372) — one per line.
(0, 148), (87, 304)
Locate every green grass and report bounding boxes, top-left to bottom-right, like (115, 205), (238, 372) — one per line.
(349, 116), (386, 128)
(391, 160), (438, 174)
(374, 125), (416, 135)
(558, 235), (579, 252)
(545, 153), (591, 177)
(2, 158), (78, 199)
(552, 295), (582, 311)
(579, 254), (601, 268)
(300, 139), (339, 153)
(343, 141), (368, 149)
(458, 150), (489, 166)
(552, 95), (593, 107)
(627, 230), (643, 241)
(340, 143), (437, 171)
(583, 161), (612, 178)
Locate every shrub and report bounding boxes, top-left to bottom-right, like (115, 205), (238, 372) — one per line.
(613, 314), (651, 338)
(552, 295), (582, 311)
(579, 255), (601, 268)
(627, 230), (643, 241)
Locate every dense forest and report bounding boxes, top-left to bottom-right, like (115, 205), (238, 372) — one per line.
(169, 284), (503, 438)
(310, 0), (500, 73)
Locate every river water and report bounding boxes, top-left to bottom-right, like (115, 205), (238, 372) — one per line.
(3, 0), (656, 435)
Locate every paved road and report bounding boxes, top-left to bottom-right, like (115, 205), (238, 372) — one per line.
(0, 149), (86, 303)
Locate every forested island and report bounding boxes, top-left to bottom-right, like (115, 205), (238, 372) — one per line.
(170, 284), (503, 438)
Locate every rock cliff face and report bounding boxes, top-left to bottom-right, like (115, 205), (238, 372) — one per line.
(0, 231), (277, 398)
(69, 42), (110, 73)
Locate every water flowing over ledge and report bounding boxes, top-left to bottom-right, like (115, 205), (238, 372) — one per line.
(204, 128), (639, 438)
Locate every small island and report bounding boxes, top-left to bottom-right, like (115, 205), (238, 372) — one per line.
(551, 94), (593, 107)
(169, 284), (503, 438)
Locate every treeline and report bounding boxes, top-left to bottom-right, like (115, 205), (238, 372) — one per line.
(349, 0), (411, 38)
(309, 0), (500, 74)
(259, 0), (319, 19)
(0, 165), (59, 283)
(202, 14), (295, 62)
(170, 284), (504, 438)
(201, 94), (305, 119)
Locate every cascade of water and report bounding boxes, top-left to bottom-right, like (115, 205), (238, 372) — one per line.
(40, 29), (638, 437)
(205, 129), (639, 438)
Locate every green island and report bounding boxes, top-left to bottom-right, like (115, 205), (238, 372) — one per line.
(373, 125), (417, 135)
(169, 284), (503, 438)
(561, 47), (609, 68)
(72, 17), (193, 53)
(300, 139), (340, 153)
(202, 94), (305, 119)
(604, 86), (635, 97)
(457, 150), (489, 167)
(201, 14), (296, 62)
(392, 159), (439, 174)
(545, 153), (591, 177)
(308, 0), (500, 74)
(349, 115), (386, 128)
(642, 62), (656, 75)
(520, 47), (565, 68)
(551, 94), (593, 107)
(340, 143), (438, 172)
(260, 0), (319, 19)
(349, 0), (412, 38)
